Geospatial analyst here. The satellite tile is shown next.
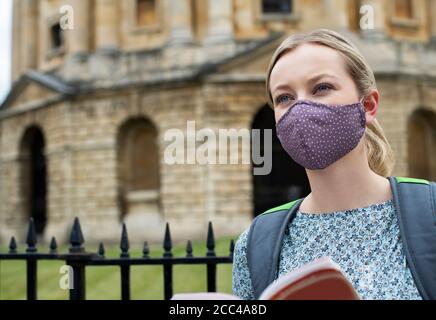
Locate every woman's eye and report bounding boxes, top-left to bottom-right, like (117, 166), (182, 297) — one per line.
(276, 94), (293, 105)
(314, 83), (333, 94)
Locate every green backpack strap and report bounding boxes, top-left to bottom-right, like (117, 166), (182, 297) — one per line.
(246, 198), (304, 299)
(389, 176), (436, 300)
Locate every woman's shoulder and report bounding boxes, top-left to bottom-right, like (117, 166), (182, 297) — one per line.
(235, 227), (250, 250)
(232, 226), (256, 299)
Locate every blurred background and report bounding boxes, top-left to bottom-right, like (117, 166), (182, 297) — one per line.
(0, 0), (435, 249)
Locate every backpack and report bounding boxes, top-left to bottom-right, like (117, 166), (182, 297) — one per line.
(246, 176), (436, 300)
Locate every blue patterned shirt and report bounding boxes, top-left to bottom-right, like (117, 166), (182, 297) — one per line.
(232, 199), (423, 300)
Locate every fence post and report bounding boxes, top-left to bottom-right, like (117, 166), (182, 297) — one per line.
(206, 221), (217, 293)
(120, 223), (131, 300)
(26, 218), (38, 300)
(68, 217), (86, 300)
(49, 237), (58, 254)
(163, 223), (173, 300)
(143, 241), (150, 258)
(8, 237), (17, 254)
(185, 240), (193, 258)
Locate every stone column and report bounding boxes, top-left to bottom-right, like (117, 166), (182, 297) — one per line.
(63, 0), (90, 82)
(91, 0), (120, 79)
(322, 0), (349, 29)
(21, 0), (38, 71)
(167, 0), (194, 45)
(67, 0), (90, 56)
(234, 0), (262, 39)
(204, 0), (234, 45)
(95, 0), (120, 53)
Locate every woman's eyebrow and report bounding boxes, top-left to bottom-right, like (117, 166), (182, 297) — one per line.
(307, 73), (338, 85)
(272, 73), (339, 94)
(271, 83), (293, 94)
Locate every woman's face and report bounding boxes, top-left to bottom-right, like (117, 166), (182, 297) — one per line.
(269, 43), (362, 123)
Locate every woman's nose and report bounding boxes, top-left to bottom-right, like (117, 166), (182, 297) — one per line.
(294, 92), (310, 102)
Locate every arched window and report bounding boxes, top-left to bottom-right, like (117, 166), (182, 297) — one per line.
(118, 117), (159, 191)
(117, 117), (160, 219)
(19, 126), (47, 236)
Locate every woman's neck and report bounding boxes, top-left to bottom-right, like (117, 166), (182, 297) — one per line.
(300, 142), (393, 214)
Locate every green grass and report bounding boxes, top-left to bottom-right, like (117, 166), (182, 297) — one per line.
(0, 236), (236, 300)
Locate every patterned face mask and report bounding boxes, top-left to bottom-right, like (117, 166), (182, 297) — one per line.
(275, 99), (366, 170)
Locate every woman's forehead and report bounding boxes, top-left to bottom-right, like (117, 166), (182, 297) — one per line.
(270, 43), (347, 90)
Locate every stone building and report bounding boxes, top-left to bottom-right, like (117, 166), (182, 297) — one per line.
(1, 0), (436, 245)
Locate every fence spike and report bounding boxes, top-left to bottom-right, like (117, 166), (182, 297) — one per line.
(120, 223), (130, 258)
(163, 222), (172, 258)
(9, 236), (17, 254)
(143, 241), (150, 258)
(186, 240), (193, 257)
(26, 218), (37, 253)
(229, 239), (235, 256)
(49, 237), (58, 254)
(69, 217), (85, 253)
(206, 221), (215, 257)
(98, 242), (105, 257)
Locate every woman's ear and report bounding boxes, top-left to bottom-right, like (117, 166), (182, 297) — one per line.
(362, 89), (379, 125)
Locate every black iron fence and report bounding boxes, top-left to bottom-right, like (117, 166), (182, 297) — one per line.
(0, 217), (235, 300)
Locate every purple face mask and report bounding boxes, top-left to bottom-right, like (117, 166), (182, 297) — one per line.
(276, 99), (366, 170)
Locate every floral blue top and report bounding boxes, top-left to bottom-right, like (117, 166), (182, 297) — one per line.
(232, 199), (423, 300)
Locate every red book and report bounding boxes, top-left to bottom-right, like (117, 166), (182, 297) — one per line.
(171, 256), (361, 300)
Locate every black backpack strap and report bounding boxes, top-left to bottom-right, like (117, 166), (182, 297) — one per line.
(247, 198), (304, 299)
(389, 176), (436, 300)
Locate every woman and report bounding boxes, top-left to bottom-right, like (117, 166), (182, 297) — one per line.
(232, 29), (424, 300)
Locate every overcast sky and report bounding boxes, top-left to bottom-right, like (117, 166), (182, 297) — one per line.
(0, 0), (12, 105)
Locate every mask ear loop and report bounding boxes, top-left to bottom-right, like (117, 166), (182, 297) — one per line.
(358, 96), (368, 129)
(359, 96), (367, 114)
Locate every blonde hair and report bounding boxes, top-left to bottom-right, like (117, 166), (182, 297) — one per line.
(266, 29), (395, 177)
